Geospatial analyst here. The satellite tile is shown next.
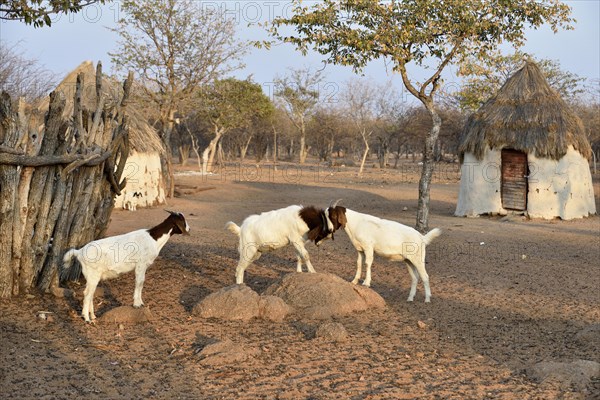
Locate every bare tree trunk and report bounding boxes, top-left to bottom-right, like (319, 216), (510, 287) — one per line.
(158, 108), (176, 198)
(272, 122), (278, 171)
(297, 115), (309, 164)
(178, 144), (190, 165)
(415, 104), (441, 234)
(0, 63), (132, 297)
(217, 140), (225, 168)
(240, 135), (252, 162)
(201, 126), (224, 174)
(358, 129), (371, 176)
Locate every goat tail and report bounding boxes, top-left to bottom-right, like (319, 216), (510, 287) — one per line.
(61, 248), (81, 282)
(225, 221), (241, 237)
(423, 228), (442, 245)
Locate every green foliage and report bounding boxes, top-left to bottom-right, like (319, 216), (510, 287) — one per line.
(195, 78), (274, 134)
(457, 51), (585, 111)
(0, 0), (107, 27)
(270, 0), (573, 104)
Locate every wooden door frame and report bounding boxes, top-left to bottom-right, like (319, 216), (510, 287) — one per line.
(501, 148), (529, 211)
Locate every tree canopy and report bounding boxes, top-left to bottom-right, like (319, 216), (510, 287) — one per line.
(196, 78), (274, 135)
(274, 67), (325, 163)
(0, 41), (57, 103)
(0, 0), (107, 27)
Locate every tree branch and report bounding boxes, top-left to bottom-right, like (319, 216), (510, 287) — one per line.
(0, 150), (111, 167)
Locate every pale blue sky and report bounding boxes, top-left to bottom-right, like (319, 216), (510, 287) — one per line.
(1, 0), (599, 103)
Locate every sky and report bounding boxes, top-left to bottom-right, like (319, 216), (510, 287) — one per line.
(1, 0), (599, 104)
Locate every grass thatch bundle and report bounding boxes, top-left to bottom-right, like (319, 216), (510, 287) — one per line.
(38, 61), (163, 154)
(459, 61), (592, 161)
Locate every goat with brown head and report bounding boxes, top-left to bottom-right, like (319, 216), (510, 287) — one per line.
(326, 199), (347, 239)
(148, 210), (190, 240)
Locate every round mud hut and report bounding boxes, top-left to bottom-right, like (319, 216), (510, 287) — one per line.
(455, 61), (596, 220)
(40, 61), (166, 210)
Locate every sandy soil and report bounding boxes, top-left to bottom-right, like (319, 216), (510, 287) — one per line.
(1, 160), (599, 399)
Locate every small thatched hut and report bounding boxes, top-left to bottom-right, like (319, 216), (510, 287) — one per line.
(456, 61), (596, 220)
(41, 61), (165, 209)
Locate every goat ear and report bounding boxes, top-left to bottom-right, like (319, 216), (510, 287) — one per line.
(336, 207), (347, 228)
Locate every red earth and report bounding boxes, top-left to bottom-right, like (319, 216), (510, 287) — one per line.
(1, 160), (599, 399)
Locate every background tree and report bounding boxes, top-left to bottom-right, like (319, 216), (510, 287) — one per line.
(340, 79), (400, 175)
(573, 83), (600, 171)
(457, 51), (585, 112)
(274, 67), (324, 164)
(341, 79), (377, 176)
(0, 0), (107, 27)
(0, 41), (57, 104)
(109, 0), (247, 196)
(270, 0), (573, 232)
(190, 78), (274, 174)
(307, 107), (347, 164)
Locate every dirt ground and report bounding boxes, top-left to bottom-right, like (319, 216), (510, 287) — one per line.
(1, 160), (599, 399)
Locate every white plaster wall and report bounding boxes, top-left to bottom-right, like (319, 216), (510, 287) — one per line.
(115, 151), (165, 210)
(455, 149), (506, 217)
(527, 146), (596, 220)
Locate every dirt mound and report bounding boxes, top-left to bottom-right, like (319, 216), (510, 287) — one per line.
(193, 285), (292, 322)
(315, 322), (349, 342)
(264, 273), (386, 319)
(193, 284), (260, 321)
(100, 306), (153, 324)
(526, 360), (600, 391)
(259, 295), (292, 322)
(197, 339), (258, 366)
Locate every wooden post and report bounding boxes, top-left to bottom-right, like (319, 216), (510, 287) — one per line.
(0, 63), (133, 296)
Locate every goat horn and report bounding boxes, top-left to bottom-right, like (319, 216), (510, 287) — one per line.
(164, 209), (176, 215)
(329, 199), (343, 208)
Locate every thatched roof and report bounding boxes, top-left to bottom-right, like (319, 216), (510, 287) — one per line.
(459, 61), (591, 161)
(39, 61), (163, 153)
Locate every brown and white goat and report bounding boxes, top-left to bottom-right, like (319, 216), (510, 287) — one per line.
(225, 205), (333, 284)
(62, 211), (190, 322)
(327, 200), (441, 302)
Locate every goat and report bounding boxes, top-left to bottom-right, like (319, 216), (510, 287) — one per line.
(327, 200), (441, 302)
(62, 210), (190, 322)
(225, 205), (333, 284)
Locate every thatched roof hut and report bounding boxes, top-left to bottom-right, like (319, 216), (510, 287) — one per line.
(456, 61), (595, 220)
(459, 61), (592, 162)
(42, 61), (165, 209)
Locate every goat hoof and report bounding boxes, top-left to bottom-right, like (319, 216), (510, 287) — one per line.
(424, 299), (431, 303)
(351, 280), (359, 285)
(362, 282), (371, 287)
(407, 298), (414, 302)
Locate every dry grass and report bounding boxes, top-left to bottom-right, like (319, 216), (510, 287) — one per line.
(37, 61), (164, 154)
(459, 61), (592, 161)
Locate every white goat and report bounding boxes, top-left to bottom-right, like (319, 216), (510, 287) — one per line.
(62, 211), (190, 322)
(327, 200), (442, 302)
(225, 205), (333, 284)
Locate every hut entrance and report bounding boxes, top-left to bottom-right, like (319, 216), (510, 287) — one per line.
(501, 149), (528, 211)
